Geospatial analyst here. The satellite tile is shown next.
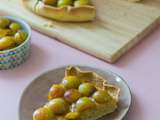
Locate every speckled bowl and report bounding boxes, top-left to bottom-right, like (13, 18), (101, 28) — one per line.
(0, 16), (31, 70)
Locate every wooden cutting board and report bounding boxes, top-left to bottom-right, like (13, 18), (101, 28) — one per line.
(0, 0), (160, 63)
(141, 0), (160, 9)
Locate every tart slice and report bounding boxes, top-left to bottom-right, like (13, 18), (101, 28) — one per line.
(33, 66), (120, 120)
(22, 0), (96, 22)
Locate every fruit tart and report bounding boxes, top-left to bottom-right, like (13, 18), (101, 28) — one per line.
(125, 0), (141, 2)
(22, 0), (96, 22)
(33, 66), (120, 120)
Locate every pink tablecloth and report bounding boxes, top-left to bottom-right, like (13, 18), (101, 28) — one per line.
(0, 26), (160, 120)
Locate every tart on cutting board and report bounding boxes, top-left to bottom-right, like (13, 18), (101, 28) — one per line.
(125, 0), (141, 2)
(33, 66), (120, 120)
(22, 0), (96, 22)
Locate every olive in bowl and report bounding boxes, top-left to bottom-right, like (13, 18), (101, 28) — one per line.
(0, 16), (31, 70)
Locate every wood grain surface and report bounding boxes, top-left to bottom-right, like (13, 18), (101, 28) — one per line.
(0, 0), (160, 63)
(141, 0), (160, 9)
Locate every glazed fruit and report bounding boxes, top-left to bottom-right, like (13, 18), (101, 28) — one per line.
(78, 83), (96, 96)
(62, 76), (81, 89)
(14, 31), (28, 45)
(0, 18), (10, 29)
(75, 97), (96, 112)
(43, 0), (57, 6)
(64, 89), (81, 103)
(92, 90), (111, 104)
(44, 98), (69, 115)
(65, 112), (80, 120)
(9, 22), (21, 33)
(33, 107), (55, 120)
(57, 0), (73, 7)
(0, 36), (16, 50)
(74, 0), (90, 7)
(48, 84), (65, 100)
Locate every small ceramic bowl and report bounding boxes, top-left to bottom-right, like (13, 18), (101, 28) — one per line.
(0, 16), (31, 70)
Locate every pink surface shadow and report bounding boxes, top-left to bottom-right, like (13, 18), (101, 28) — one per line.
(124, 94), (143, 120)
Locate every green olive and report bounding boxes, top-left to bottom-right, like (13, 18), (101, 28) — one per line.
(42, 0), (57, 6)
(33, 107), (55, 120)
(14, 31), (28, 45)
(57, 0), (73, 7)
(0, 36), (16, 50)
(0, 18), (10, 29)
(74, 0), (90, 7)
(9, 22), (21, 32)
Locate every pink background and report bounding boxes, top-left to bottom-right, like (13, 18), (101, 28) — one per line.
(0, 25), (160, 120)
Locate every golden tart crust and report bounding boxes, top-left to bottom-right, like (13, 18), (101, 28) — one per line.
(22, 0), (96, 22)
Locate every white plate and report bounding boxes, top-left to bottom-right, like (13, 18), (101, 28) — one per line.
(19, 66), (131, 120)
